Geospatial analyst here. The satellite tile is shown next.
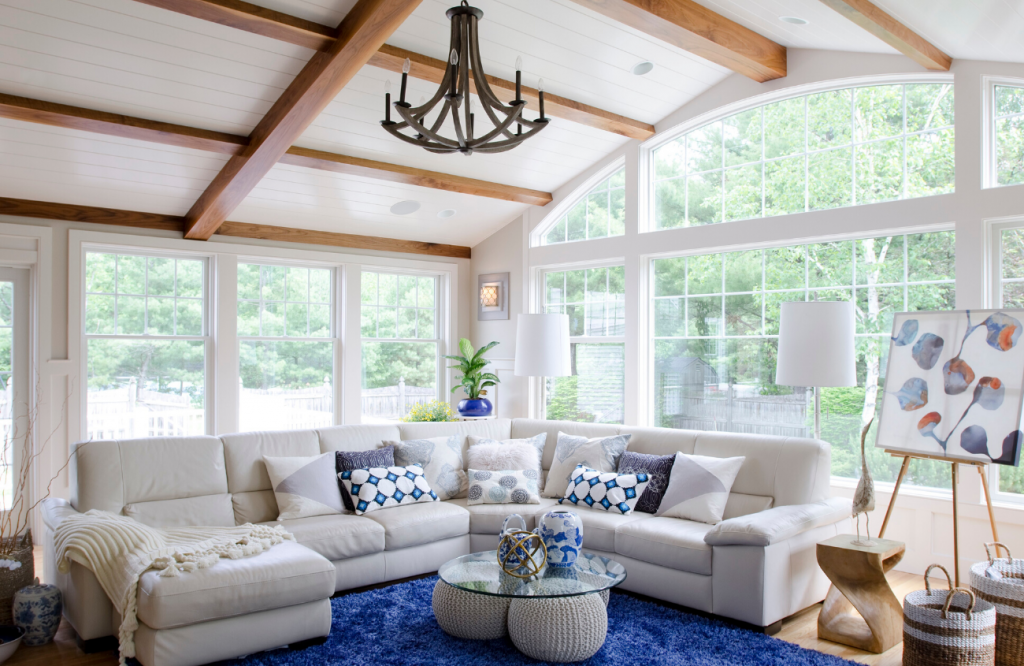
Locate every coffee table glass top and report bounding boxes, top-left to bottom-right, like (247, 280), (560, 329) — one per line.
(438, 551), (626, 598)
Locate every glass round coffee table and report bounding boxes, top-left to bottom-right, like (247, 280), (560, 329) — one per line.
(433, 550), (626, 662)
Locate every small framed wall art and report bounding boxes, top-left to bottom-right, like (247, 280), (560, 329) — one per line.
(478, 272), (509, 321)
(876, 309), (1024, 466)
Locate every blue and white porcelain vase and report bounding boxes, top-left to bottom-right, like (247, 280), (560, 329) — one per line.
(497, 514), (528, 567)
(535, 509), (583, 568)
(12, 578), (62, 647)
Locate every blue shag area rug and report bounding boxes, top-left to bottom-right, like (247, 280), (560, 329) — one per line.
(224, 576), (857, 665)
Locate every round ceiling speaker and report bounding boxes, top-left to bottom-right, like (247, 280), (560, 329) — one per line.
(390, 200), (421, 215)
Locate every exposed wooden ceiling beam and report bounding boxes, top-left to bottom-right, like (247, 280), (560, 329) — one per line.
(566, 0), (787, 82)
(0, 93), (550, 206)
(132, 0), (335, 51)
(279, 147), (551, 206)
(0, 93), (246, 155)
(217, 222), (471, 258)
(0, 197), (472, 258)
(184, 0), (423, 240)
(818, 0), (951, 71)
(126, 0), (655, 140)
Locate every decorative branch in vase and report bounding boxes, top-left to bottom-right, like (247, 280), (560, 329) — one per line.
(0, 382), (83, 624)
(445, 339), (500, 418)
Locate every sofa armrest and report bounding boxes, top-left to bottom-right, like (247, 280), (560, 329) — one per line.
(704, 497), (851, 547)
(41, 497), (80, 533)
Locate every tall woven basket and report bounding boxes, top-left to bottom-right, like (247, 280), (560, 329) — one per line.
(904, 564), (997, 666)
(970, 543), (1024, 666)
(0, 531), (34, 625)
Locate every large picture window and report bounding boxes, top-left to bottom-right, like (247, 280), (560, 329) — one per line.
(542, 168), (626, 245)
(361, 271), (440, 422)
(994, 84), (1024, 187)
(237, 263), (334, 431)
(650, 231), (955, 488)
(542, 265), (625, 423)
(651, 83), (954, 230)
(84, 252), (207, 439)
(996, 226), (1024, 498)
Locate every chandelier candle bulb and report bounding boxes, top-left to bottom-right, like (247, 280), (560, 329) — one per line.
(515, 56), (523, 102)
(400, 58), (410, 104)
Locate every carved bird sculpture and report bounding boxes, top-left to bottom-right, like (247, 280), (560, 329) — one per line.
(852, 417), (875, 545)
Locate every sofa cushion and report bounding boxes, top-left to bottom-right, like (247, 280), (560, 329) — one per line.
(221, 430), (320, 494)
(232, 490), (278, 525)
(510, 420), (620, 470)
(614, 517), (714, 575)
(657, 453), (745, 525)
(559, 465), (649, 515)
(537, 506), (650, 552)
(448, 497), (558, 534)
(336, 446), (396, 513)
(615, 450), (675, 514)
(362, 501), (469, 550)
(264, 514), (385, 561)
(136, 541), (334, 630)
(124, 494), (236, 528)
(467, 469), (540, 505)
(385, 436), (467, 501)
(467, 434), (545, 471)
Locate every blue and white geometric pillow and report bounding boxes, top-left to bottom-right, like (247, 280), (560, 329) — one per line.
(559, 464), (649, 515)
(339, 464), (438, 515)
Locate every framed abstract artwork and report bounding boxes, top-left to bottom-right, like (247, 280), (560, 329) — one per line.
(876, 309), (1024, 466)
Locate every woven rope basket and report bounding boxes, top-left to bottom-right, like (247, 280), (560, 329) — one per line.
(904, 564), (997, 666)
(0, 531), (33, 625)
(970, 543), (1024, 666)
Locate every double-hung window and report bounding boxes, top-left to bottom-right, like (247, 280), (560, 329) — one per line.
(236, 263), (335, 431)
(360, 271), (441, 422)
(994, 225), (1024, 500)
(84, 252), (207, 439)
(542, 265), (625, 423)
(993, 84), (1024, 187)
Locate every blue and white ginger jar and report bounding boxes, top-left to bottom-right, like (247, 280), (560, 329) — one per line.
(12, 578), (62, 646)
(535, 509), (583, 568)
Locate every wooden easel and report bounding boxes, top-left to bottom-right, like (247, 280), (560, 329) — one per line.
(877, 450), (1004, 586)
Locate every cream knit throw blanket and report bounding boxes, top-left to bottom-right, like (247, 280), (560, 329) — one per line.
(54, 510), (295, 664)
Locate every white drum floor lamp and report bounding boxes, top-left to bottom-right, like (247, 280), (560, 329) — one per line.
(775, 301), (856, 440)
(514, 315), (571, 416)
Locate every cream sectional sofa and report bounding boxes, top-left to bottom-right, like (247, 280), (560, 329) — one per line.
(41, 418), (851, 666)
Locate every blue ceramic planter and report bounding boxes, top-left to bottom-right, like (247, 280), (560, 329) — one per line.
(457, 398), (492, 417)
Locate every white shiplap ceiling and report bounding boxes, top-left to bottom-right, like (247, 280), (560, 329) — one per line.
(1, 0), (1023, 248)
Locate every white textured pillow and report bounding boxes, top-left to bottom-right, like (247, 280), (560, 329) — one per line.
(543, 432), (630, 499)
(263, 453), (344, 521)
(467, 441), (541, 472)
(466, 469), (541, 505)
(468, 434), (545, 465)
(384, 436), (467, 500)
(656, 453), (745, 525)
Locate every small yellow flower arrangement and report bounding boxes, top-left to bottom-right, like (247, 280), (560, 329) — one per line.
(402, 400), (457, 423)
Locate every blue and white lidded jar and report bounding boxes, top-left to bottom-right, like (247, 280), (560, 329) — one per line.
(12, 578), (62, 646)
(535, 509), (583, 568)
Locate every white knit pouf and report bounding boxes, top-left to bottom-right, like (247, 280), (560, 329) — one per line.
(507, 593), (608, 662)
(432, 581), (511, 640)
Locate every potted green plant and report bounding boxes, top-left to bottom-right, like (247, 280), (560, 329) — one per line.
(446, 339), (500, 417)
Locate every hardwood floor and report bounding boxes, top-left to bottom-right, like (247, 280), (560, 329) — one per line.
(9, 547), (927, 665)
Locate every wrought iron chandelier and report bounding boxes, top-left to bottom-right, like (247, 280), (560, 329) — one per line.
(380, 1), (548, 155)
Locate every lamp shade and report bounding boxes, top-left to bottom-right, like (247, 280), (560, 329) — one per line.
(514, 314), (571, 377)
(776, 301), (856, 387)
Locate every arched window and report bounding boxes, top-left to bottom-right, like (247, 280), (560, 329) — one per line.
(542, 167), (625, 245)
(650, 82), (954, 230)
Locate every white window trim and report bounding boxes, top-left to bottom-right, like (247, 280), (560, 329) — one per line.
(69, 230), (459, 439)
(357, 266), (449, 423)
(530, 157), (627, 248)
(985, 214), (1024, 505)
(982, 75), (1024, 190)
(642, 74), (956, 234)
(532, 258), (627, 420)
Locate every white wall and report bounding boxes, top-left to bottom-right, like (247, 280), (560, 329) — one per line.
(469, 214), (527, 419)
(0, 215), (472, 536)
(470, 48), (1024, 578)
